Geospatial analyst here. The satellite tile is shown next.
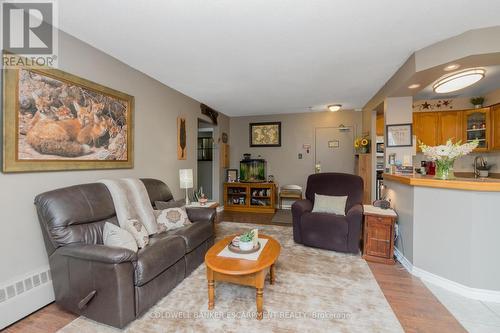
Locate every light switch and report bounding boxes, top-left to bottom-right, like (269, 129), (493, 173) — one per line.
(298, 153), (303, 159)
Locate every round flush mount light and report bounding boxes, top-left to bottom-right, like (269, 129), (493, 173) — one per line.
(408, 83), (421, 89)
(444, 63), (460, 71)
(433, 68), (485, 94)
(328, 104), (342, 112)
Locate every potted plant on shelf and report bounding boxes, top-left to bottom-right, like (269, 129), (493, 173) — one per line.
(238, 230), (254, 251)
(470, 96), (485, 109)
(419, 139), (479, 180)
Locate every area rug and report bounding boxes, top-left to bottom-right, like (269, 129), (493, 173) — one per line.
(271, 209), (292, 224)
(59, 222), (403, 333)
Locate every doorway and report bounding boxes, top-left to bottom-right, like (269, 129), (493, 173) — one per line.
(315, 126), (355, 174)
(197, 120), (214, 199)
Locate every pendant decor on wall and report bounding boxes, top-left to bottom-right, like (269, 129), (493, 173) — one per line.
(177, 117), (187, 160)
(200, 103), (219, 125)
(2, 55), (134, 173)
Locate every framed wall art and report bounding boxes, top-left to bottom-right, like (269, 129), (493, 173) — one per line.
(249, 122), (281, 147)
(177, 116), (187, 160)
(386, 123), (413, 147)
(2, 59), (134, 173)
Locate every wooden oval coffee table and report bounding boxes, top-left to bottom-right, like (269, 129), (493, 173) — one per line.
(205, 234), (281, 320)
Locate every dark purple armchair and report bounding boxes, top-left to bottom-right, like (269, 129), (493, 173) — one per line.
(292, 173), (364, 254)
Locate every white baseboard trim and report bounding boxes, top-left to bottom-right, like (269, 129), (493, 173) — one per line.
(0, 280), (54, 329)
(394, 248), (500, 303)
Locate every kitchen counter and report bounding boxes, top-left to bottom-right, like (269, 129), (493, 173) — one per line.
(383, 174), (500, 300)
(383, 173), (500, 192)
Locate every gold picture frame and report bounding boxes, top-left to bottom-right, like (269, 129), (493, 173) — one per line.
(2, 58), (134, 173)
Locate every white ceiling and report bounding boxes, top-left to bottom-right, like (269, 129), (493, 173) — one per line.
(415, 65), (500, 100)
(57, 1), (500, 116)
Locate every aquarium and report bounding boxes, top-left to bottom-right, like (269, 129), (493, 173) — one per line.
(239, 159), (266, 182)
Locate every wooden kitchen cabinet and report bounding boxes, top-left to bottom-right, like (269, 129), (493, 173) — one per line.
(463, 107), (490, 152)
(413, 112), (439, 151)
(438, 111), (463, 144)
(376, 113), (384, 136)
(491, 104), (500, 150)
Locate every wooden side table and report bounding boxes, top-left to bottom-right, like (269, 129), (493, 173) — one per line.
(362, 205), (397, 265)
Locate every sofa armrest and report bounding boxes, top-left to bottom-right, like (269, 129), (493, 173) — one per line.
(57, 244), (137, 264)
(186, 207), (216, 224)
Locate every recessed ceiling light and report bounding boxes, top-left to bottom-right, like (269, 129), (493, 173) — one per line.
(408, 83), (421, 89)
(328, 104), (342, 112)
(444, 63), (460, 71)
(433, 68), (485, 94)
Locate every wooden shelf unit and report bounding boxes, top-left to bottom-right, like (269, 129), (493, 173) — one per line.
(224, 182), (276, 213)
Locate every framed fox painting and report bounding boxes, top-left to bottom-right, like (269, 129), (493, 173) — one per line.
(2, 59), (134, 172)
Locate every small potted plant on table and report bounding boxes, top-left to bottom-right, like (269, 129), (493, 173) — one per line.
(238, 230), (255, 251)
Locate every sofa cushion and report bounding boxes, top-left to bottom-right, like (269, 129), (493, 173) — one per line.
(167, 221), (213, 253)
(134, 235), (185, 286)
(299, 212), (349, 251)
(157, 208), (192, 231)
(103, 222), (138, 252)
(124, 219), (150, 249)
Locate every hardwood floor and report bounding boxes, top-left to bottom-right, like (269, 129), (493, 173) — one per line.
(5, 211), (465, 333)
(367, 262), (466, 333)
(4, 303), (76, 333)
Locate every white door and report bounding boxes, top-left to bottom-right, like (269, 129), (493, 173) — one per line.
(315, 127), (355, 174)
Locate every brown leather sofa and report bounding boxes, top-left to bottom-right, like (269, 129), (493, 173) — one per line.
(34, 178), (215, 328)
(291, 173), (364, 254)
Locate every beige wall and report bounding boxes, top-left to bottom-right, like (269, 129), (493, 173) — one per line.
(0, 29), (227, 325)
(229, 111), (363, 192)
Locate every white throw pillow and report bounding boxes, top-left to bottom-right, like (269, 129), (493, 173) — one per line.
(156, 207), (192, 231)
(124, 219), (150, 249)
(103, 222), (138, 252)
(311, 194), (348, 216)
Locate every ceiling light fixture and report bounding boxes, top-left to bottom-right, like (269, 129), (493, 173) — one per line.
(328, 104), (342, 112)
(408, 83), (421, 89)
(433, 68), (485, 94)
(444, 63), (460, 71)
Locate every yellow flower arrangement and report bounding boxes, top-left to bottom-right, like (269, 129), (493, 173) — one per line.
(354, 136), (370, 153)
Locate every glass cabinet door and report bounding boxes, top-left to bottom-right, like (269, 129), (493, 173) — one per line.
(464, 108), (490, 150)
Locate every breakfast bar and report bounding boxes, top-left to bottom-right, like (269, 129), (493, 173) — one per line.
(383, 173), (500, 300)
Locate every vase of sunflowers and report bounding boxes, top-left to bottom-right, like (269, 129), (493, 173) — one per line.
(354, 137), (370, 154)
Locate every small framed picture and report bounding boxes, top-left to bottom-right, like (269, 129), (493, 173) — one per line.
(386, 124), (413, 147)
(226, 169), (238, 182)
(328, 140), (340, 148)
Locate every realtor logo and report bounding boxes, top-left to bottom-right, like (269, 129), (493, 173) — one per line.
(1, 0), (58, 67)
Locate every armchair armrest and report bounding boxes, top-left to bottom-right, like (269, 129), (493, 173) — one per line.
(291, 199), (313, 216)
(186, 207), (216, 223)
(57, 244), (137, 264)
(346, 203), (363, 221)
(346, 204), (363, 253)
(291, 199), (313, 244)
